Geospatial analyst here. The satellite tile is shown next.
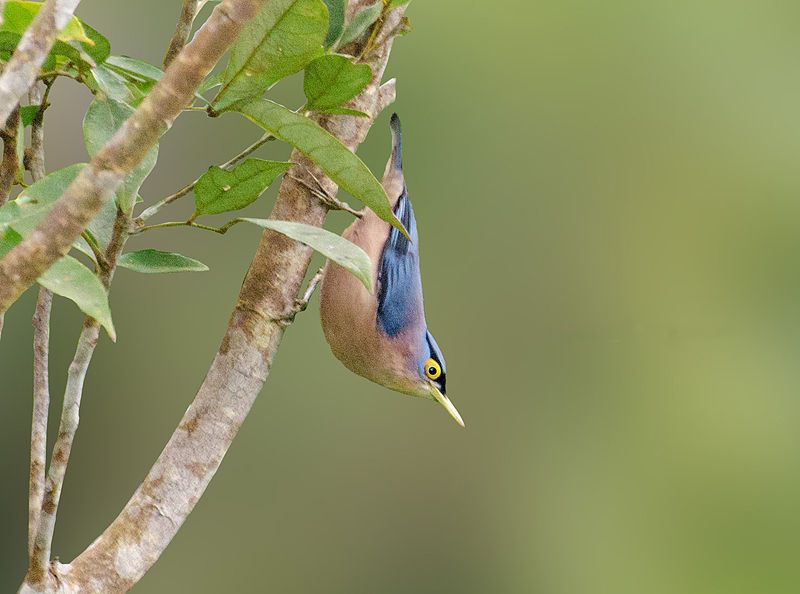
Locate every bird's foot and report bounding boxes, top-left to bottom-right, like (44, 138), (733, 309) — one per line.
(274, 268), (325, 328)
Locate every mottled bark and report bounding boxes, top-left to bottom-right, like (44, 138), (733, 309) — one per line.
(0, 105), (19, 204)
(164, 1), (207, 67)
(26, 84), (48, 182)
(0, 0), (82, 128)
(27, 320), (100, 589)
(29, 288), (51, 557)
(27, 83), (51, 558)
(0, 0), (266, 315)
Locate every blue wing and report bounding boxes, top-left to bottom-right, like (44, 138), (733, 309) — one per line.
(377, 188), (422, 337)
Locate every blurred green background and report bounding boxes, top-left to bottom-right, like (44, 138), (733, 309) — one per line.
(4, 0), (800, 592)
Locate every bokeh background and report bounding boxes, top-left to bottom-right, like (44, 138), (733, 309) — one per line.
(3, 0), (800, 592)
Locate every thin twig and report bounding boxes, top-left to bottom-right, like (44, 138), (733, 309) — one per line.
(80, 231), (110, 269)
(288, 170), (363, 217)
(135, 218), (241, 235)
(28, 205), (129, 589)
(28, 288), (51, 557)
(0, 0), (267, 316)
(0, 0), (83, 128)
(27, 81), (51, 561)
(0, 105), (19, 204)
(28, 320), (100, 586)
(164, 0), (207, 67)
(36, 70), (81, 83)
(25, 82), (50, 182)
(135, 131), (275, 224)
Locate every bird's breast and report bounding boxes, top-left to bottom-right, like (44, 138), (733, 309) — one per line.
(320, 215), (424, 393)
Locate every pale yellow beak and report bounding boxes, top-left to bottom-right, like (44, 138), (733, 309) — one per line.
(429, 384), (465, 428)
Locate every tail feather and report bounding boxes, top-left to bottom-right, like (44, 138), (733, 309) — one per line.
(390, 113), (403, 171)
(382, 113), (406, 207)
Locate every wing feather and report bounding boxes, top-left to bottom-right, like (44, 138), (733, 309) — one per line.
(377, 189), (422, 337)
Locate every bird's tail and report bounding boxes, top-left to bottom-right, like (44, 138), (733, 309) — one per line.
(382, 113), (406, 204)
(389, 113), (403, 171)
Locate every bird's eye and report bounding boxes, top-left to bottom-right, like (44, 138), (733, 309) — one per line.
(425, 358), (442, 380)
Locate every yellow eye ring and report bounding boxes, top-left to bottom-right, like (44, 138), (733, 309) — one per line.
(425, 358), (442, 380)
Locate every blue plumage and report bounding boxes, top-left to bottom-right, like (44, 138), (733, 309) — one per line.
(377, 188), (421, 336)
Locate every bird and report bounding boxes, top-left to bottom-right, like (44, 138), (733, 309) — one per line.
(319, 113), (463, 427)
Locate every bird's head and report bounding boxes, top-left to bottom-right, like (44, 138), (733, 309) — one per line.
(414, 330), (463, 427)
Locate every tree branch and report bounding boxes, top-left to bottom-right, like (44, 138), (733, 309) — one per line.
(27, 81), (51, 560)
(0, 0), (82, 128)
(0, 0), (266, 316)
(0, 105), (19, 204)
(44, 5), (405, 593)
(164, 0), (207, 68)
(25, 83), (49, 182)
(29, 289), (51, 556)
(27, 319), (99, 588)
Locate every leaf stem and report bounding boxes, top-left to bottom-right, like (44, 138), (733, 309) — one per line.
(36, 70), (82, 83)
(135, 218), (244, 235)
(81, 230), (109, 269)
(135, 132), (275, 223)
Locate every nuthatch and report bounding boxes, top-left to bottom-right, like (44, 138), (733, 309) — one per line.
(320, 114), (463, 427)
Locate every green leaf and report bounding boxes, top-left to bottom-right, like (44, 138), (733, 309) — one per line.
(118, 249), (209, 274)
(20, 104), (40, 127)
(51, 39), (93, 70)
(0, 164), (85, 233)
(89, 65), (139, 104)
(0, 163), (117, 263)
(104, 56), (207, 106)
(241, 218), (373, 291)
(213, 0), (328, 111)
(106, 55), (164, 82)
(199, 71), (224, 93)
(314, 106), (368, 117)
(80, 21), (110, 64)
(338, 1), (382, 48)
(40, 256), (116, 340)
(83, 96), (158, 213)
(322, 0), (345, 47)
(0, 31), (21, 61)
(194, 159), (293, 217)
(1, 2), (94, 44)
(236, 99), (408, 238)
(304, 54), (371, 112)
(0, 227), (115, 340)
(388, 0), (411, 9)
(74, 194), (117, 260)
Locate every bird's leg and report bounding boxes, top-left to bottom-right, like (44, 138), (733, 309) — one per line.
(294, 267), (324, 313)
(273, 267), (325, 328)
(289, 169), (363, 218)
